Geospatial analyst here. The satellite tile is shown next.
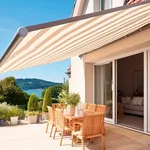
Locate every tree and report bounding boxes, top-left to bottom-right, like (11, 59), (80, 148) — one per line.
(0, 77), (29, 105)
(41, 85), (62, 99)
(62, 81), (69, 95)
(58, 81), (69, 104)
(42, 87), (52, 112)
(28, 94), (38, 111)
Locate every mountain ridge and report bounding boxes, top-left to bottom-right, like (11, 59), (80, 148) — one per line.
(16, 78), (62, 90)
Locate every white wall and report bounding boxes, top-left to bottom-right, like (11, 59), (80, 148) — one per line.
(69, 56), (85, 102)
(112, 0), (124, 8)
(85, 63), (94, 103)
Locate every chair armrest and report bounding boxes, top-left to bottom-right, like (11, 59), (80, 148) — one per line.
(74, 121), (83, 127)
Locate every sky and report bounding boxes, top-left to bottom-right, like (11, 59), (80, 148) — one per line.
(0, 0), (74, 83)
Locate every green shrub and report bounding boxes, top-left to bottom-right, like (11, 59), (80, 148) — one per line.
(25, 111), (39, 116)
(41, 85), (63, 99)
(28, 94), (39, 111)
(38, 101), (43, 111)
(0, 102), (10, 121)
(18, 105), (27, 110)
(0, 102), (25, 120)
(52, 98), (59, 103)
(8, 106), (20, 117)
(42, 87), (52, 112)
(65, 93), (80, 106)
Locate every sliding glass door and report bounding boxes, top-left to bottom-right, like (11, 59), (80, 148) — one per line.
(95, 62), (115, 122)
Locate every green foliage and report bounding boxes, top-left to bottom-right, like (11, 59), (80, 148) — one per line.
(58, 89), (69, 105)
(65, 93), (80, 106)
(62, 81), (69, 95)
(0, 102), (10, 121)
(0, 77), (29, 105)
(8, 105), (20, 117)
(58, 81), (70, 105)
(25, 111), (39, 116)
(58, 90), (80, 106)
(42, 87), (52, 112)
(28, 94), (39, 111)
(16, 78), (62, 90)
(51, 98), (59, 103)
(41, 85), (62, 99)
(38, 101), (43, 112)
(0, 102), (24, 121)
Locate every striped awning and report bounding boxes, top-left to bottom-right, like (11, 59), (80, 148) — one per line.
(0, 1), (150, 73)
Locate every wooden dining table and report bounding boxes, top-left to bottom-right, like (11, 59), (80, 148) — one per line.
(63, 114), (84, 131)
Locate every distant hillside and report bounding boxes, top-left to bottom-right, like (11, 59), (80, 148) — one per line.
(16, 78), (62, 90)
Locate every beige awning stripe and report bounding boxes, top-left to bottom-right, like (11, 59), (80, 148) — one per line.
(18, 7), (149, 70)
(4, 5), (144, 71)
(0, 1), (150, 73)
(18, 20), (150, 71)
(28, 16), (150, 69)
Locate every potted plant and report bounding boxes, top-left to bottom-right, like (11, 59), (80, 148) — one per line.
(0, 102), (10, 126)
(66, 93), (80, 116)
(42, 87), (52, 120)
(25, 111), (39, 124)
(27, 94), (39, 124)
(9, 106), (20, 125)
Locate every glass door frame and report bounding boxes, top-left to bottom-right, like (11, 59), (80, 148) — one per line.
(94, 51), (148, 132)
(115, 52), (147, 132)
(94, 60), (117, 124)
(147, 51), (150, 133)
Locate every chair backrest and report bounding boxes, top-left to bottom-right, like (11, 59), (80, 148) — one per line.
(84, 103), (88, 109)
(96, 105), (106, 113)
(47, 106), (55, 123)
(55, 108), (65, 130)
(87, 104), (96, 112)
(82, 113), (105, 136)
(52, 103), (65, 110)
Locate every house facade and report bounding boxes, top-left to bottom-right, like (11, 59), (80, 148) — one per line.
(69, 0), (150, 134)
(0, 0), (149, 134)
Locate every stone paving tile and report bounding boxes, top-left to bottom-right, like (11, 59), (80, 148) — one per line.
(0, 122), (150, 150)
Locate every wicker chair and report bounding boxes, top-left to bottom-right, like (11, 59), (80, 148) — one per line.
(86, 104), (96, 112)
(96, 105), (106, 113)
(53, 108), (72, 146)
(84, 103), (88, 109)
(95, 105), (106, 135)
(52, 103), (64, 110)
(72, 112), (106, 150)
(45, 106), (55, 137)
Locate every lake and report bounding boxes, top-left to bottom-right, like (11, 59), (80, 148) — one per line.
(24, 89), (44, 98)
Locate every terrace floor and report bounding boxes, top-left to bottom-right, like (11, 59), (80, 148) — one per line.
(0, 122), (150, 150)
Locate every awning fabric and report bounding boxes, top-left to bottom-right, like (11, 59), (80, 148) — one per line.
(0, 1), (150, 73)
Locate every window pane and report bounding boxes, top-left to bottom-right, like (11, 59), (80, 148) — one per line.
(101, 0), (111, 10)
